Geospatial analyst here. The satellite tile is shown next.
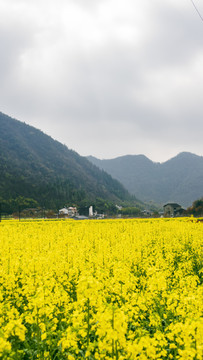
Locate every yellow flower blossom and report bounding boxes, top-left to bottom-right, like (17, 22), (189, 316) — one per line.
(0, 217), (202, 358)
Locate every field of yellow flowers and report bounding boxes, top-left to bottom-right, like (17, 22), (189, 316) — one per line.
(0, 218), (202, 360)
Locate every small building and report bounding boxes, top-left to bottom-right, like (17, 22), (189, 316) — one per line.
(141, 209), (152, 217)
(89, 206), (94, 217)
(67, 207), (77, 217)
(59, 208), (69, 216)
(97, 214), (105, 219)
(59, 207), (77, 217)
(163, 203), (183, 217)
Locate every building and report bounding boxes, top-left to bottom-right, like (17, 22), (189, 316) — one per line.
(67, 207), (77, 217)
(141, 209), (152, 217)
(59, 207), (77, 217)
(163, 203), (183, 217)
(89, 206), (94, 217)
(59, 208), (69, 216)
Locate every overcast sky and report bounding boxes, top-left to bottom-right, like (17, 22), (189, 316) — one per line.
(0, 0), (203, 162)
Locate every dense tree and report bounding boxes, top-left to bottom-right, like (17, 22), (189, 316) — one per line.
(88, 152), (203, 207)
(0, 112), (138, 214)
(186, 198), (203, 216)
(120, 207), (141, 216)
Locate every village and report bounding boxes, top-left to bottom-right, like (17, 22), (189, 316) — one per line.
(1, 201), (197, 221)
(57, 203), (185, 219)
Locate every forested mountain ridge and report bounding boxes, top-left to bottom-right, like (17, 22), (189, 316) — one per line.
(0, 112), (134, 213)
(87, 152), (203, 207)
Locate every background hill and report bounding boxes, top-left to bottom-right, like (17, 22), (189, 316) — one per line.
(88, 152), (203, 208)
(0, 112), (136, 214)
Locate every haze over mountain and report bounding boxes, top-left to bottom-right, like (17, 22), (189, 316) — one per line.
(88, 153), (203, 208)
(0, 112), (135, 213)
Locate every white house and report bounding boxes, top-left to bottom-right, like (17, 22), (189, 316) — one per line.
(59, 207), (77, 217)
(59, 208), (69, 215)
(67, 207), (77, 217)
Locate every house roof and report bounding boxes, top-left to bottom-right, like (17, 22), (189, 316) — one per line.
(163, 203), (181, 208)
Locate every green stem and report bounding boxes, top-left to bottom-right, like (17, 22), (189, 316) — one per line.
(116, 340), (119, 360)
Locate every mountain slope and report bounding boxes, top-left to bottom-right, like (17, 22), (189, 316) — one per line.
(88, 152), (203, 207)
(0, 112), (133, 212)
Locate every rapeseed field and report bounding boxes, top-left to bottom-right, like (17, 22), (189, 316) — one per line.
(0, 218), (202, 359)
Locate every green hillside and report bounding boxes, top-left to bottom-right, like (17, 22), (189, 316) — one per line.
(88, 152), (203, 208)
(0, 112), (135, 214)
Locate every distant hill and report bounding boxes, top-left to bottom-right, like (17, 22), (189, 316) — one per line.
(87, 152), (203, 207)
(0, 112), (135, 213)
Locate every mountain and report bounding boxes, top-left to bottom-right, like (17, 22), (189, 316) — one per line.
(87, 152), (203, 207)
(0, 112), (134, 213)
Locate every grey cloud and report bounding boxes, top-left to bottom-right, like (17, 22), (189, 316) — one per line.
(0, 0), (202, 162)
(141, 3), (203, 70)
(0, 26), (33, 83)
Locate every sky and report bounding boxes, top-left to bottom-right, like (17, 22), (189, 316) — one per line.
(0, 0), (203, 163)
